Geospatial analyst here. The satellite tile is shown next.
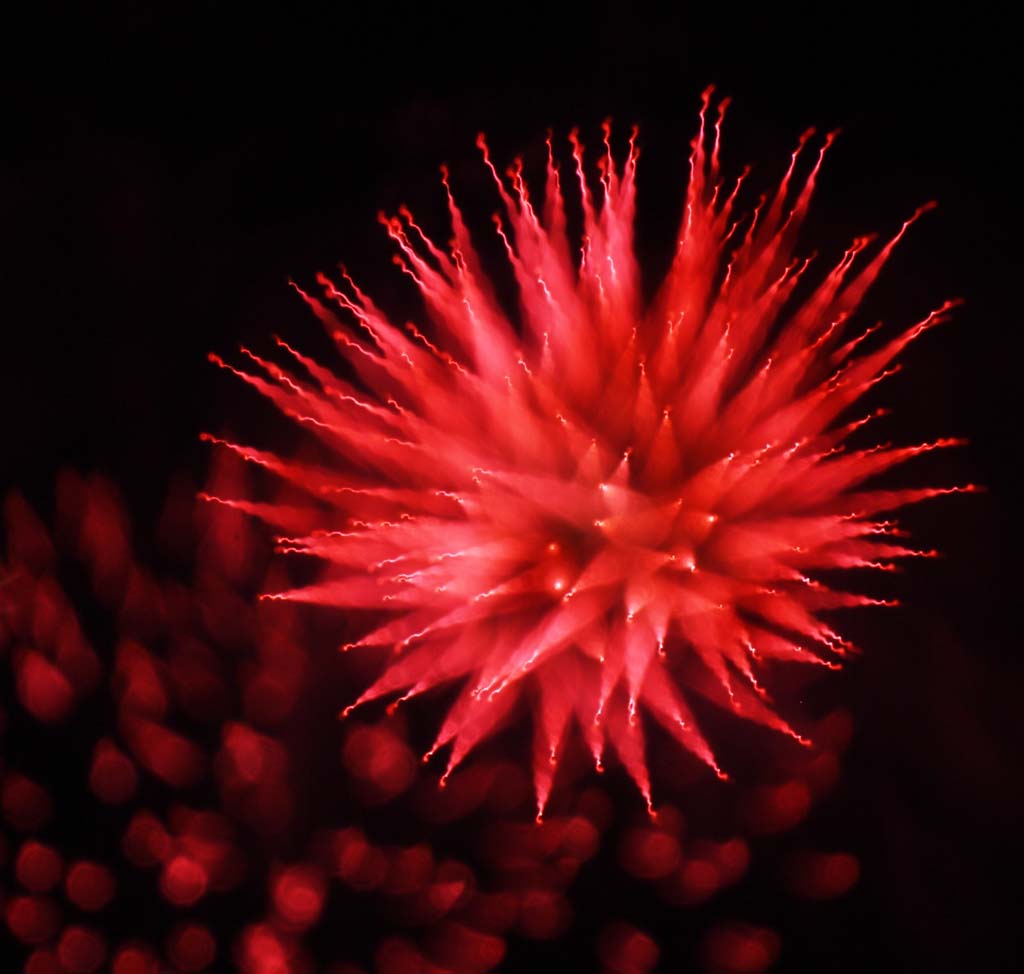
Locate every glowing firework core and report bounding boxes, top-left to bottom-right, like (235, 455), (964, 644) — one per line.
(209, 90), (970, 818)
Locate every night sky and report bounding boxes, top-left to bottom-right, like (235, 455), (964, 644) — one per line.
(2, 4), (1020, 972)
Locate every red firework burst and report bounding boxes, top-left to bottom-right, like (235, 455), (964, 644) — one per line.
(207, 90), (972, 819)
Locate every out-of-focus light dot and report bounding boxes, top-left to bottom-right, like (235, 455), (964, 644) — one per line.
(518, 889), (571, 939)
(57, 925), (107, 974)
(801, 750), (840, 796)
(382, 843), (433, 896)
(66, 860), (116, 911)
(746, 780), (811, 834)
(114, 640), (168, 718)
(2, 772), (53, 831)
(701, 922), (781, 973)
(15, 840), (63, 892)
(619, 827), (681, 879)
(122, 811), (172, 866)
(784, 850), (860, 899)
(124, 718), (203, 788)
(712, 838), (750, 886)
(5, 895), (61, 944)
(675, 859), (721, 904)
(89, 739), (138, 804)
(24, 948), (60, 974)
(112, 945), (161, 974)
(375, 937), (429, 974)
(219, 722), (275, 784)
(428, 920), (506, 972)
(167, 923), (217, 971)
(160, 854), (208, 906)
(342, 724), (416, 800)
(560, 815), (600, 860)
(333, 828), (389, 890)
(17, 650), (75, 722)
(598, 921), (660, 974)
(272, 864), (326, 930)
(425, 860), (473, 917)
(235, 924), (292, 974)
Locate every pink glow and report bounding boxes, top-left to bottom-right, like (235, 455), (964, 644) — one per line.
(211, 91), (968, 818)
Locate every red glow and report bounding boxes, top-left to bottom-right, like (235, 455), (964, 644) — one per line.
(122, 811), (172, 867)
(2, 772), (53, 831)
(744, 780), (812, 834)
(212, 91), (967, 816)
(89, 738), (138, 804)
(272, 864), (327, 930)
(57, 925), (107, 973)
(518, 888), (571, 939)
(619, 824), (682, 879)
(5, 895), (61, 945)
(343, 721), (417, 801)
(426, 920), (506, 972)
(332, 827), (390, 890)
(15, 841), (63, 892)
(784, 849), (860, 899)
(111, 945), (161, 974)
(159, 854), (209, 906)
(598, 922), (660, 974)
(65, 860), (116, 911)
(167, 923), (217, 971)
(701, 922), (781, 972)
(121, 715), (204, 788)
(24, 949), (61, 974)
(16, 649), (74, 722)
(234, 924), (295, 974)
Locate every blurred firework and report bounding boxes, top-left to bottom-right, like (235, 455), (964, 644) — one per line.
(1, 90), (969, 973)
(208, 89), (970, 819)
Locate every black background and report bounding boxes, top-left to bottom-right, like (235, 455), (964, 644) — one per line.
(2, 2), (1020, 971)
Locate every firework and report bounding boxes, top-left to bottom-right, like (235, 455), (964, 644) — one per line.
(208, 89), (970, 819)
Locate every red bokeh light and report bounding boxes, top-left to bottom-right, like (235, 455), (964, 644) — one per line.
(24, 948), (61, 974)
(15, 840), (63, 892)
(272, 864), (327, 931)
(784, 850), (860, 899)
(159, 854), (209, 906)
(234, 923), (296, 974)
(15, 649), (74, 722)
(167, 922), (218, 971)
(619, 825), (682, 879)
(65, 860), (117, 911)
(744, 781), (812, 834)
(57, 925), (107, 974)
(2, 772), (53, 831)
(122, 811), (172, 867)
(598, 921), (660, 974)
(6, 895), (61, 945)
(343, 722), (417, 802)
(89, 738), (138, 804)
(518, 888), (571, 939)
(701, 922), (781, 972)
(111, 945), (161, 974)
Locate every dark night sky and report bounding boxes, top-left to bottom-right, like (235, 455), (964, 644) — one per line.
(2, 3), (1021, 972)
